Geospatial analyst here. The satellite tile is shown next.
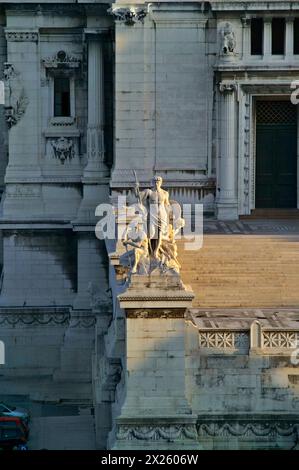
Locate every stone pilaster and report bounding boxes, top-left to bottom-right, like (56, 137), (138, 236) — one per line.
(4, 29), (42, 182)
(263, 17), (272, 59)
(109, 274), (199, 450)
(74, 31), (110, 310)
(76, 31), (109, 225)
(0, 13), (7, 189)
(241, 17), (250, 61)
(285, 17), (294, 58)
(216, 82), (238, 221)
(85, 36), (108, 180)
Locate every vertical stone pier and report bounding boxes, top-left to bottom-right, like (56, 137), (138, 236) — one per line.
(110, 273), (199, 450)
(216, 81), (238, 221)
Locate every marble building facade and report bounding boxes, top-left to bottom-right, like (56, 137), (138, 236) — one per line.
(0, 0), (299, 449)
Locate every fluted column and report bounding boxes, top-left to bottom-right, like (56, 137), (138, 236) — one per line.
(216, 82), (238, 220)
(76, 31), (110, 224)
(263, 17), (272, 59)
(74, 32), (110, 310)
(84, 36), (109, 179)
(286, 17), (294, 58)
(241, 17), (251, 61)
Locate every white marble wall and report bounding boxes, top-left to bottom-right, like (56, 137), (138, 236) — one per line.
(111, 3), (216, 208)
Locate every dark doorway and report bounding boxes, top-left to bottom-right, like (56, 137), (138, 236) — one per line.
(255, 100), (297, 209)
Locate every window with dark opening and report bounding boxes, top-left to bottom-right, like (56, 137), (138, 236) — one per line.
(272, 18), (285, 55)
(294, 18), (299, 54)
(54, 77), (70, 117)
(251, 18), (263, 55)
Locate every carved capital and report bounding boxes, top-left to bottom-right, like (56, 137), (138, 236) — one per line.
(219, 81), (237, 93)
(241, 17), (251, 28)
(107, 6), (147, 25)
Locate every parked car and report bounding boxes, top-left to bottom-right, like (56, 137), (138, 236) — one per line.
(0, 416), (29, 450)
(0, 403), (30, 425)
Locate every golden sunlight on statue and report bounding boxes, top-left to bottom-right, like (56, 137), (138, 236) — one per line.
(122, 175), (185, 277)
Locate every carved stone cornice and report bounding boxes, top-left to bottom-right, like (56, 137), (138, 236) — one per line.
(116, 423), (198, 442)
(5, 29), (38, 42)
(0, 310), (96, 328)
(120, 294), (193, 302)
(114, 415), (299, 446)
(69, 315), (96, 329)
(0, 313), (69, 326)
(84, 28), (111, 42)
(197, 420), (299, 439)
(126, 308), (186, 319)
(211, 2), (296, 13)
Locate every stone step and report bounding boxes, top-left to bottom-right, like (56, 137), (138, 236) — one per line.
(178, 234), (299, 308)
(241, 209), (299, 219)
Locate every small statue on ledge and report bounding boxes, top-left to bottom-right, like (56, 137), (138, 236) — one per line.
(123, 219), (149, 274)
(121, 174), (184, 276)
(221, 23), (236, 56)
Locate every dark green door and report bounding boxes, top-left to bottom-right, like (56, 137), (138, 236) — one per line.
(256, 102), (297, 209)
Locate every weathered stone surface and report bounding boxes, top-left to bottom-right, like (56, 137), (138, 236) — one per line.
(1, 0), (299, 451)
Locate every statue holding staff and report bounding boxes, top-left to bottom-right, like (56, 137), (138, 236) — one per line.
(121, 173), (184, 276)
(134, 175), (170, 260)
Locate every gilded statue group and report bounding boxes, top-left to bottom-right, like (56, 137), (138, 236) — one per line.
(122, 175), (185, 276)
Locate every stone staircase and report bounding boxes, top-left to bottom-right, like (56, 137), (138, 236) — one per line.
(178, 234), (299, 308)
(241, 209), (299, 219)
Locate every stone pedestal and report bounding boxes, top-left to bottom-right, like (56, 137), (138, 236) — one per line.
(109, 274), (199, 450)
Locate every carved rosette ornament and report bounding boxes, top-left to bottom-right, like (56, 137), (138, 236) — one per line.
(107, 6), (147, 25)
(3, 63), (29, 128)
